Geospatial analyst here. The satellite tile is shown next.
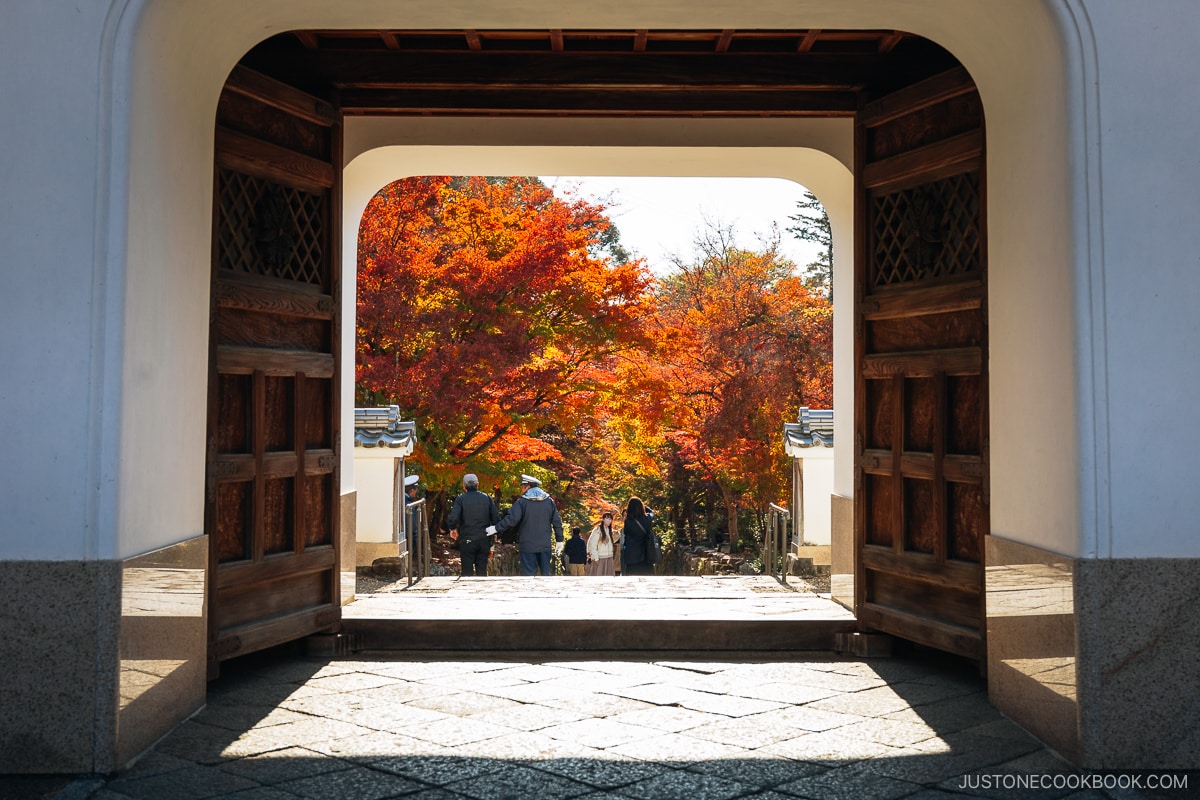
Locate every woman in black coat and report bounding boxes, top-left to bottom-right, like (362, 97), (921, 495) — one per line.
(620, 496), (656, 576)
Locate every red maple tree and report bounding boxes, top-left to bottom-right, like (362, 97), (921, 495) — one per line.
(356, 176), (653, 509)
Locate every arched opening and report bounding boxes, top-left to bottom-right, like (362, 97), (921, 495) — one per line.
(205, 24), (990, 674)
(349, 172), (834, 577)
(103, 0), (1087, 769)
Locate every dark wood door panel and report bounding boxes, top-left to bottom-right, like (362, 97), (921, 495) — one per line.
(218, 569), (333, 630)
(206, 67), (341, 676)
(211, 606), (340, 664)
(855, 66), (988, 662)
(859, 602), (983, 661)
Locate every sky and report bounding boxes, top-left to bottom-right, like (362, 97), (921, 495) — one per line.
(540, 176), (824, 275)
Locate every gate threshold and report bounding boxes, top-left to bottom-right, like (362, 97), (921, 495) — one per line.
(341, 575), (856, 653)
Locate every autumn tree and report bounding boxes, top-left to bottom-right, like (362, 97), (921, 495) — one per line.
(356, 176), (654, 520)
(646, 222), (832, 551)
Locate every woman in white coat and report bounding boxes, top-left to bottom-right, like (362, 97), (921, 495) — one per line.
(586, 511), (619, 576)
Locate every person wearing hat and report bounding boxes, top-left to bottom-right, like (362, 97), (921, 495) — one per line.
(445, 472), (500, 577)
(403, 474), (421, 546)
(487, 474), (564, 576)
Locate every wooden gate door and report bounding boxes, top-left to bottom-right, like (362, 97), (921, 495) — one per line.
(206, 66), (342, 675)
(854, 67), (988, 661)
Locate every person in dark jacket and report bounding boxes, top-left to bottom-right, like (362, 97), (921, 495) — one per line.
(487, 474), (564, 576)
(446, 472), (500, 577)
(404, 474), (422, 549)
(620, 496), (656, 576)
(562, 526), (589, 575)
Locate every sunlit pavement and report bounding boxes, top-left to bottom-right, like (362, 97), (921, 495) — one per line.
(344, 576), (852, 621)
(31, 643), (1185, 800)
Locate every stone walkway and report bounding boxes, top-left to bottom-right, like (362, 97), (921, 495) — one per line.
(33, 645), (1183, 800)
(345, 575), (853, 621)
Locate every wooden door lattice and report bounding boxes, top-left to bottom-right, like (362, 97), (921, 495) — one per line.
(216, 170), (327, 285)
(205, 66), (342, 677)
(855, 66), (989, 662)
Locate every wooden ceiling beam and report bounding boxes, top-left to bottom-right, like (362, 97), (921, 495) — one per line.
(277, 28), (912, 56)
(247, 51), (879, 91)
(878, 32), (905, 53)
(798, 30), (821, 53)
(336, 87), (858, 116)
(293, 31), (320, 50)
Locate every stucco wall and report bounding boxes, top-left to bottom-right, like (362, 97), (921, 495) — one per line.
(1, 4), (111, 559)
(356, 452), (400, 544)
(794, 450), (835, 547)
(1082, 1), (1200, 557)
(12, 0), (1197, 562)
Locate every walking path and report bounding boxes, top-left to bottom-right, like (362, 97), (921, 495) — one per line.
(38, 656), (1167, 799)
(68, 649), (1078, 800)
(341, 575), (856, 654)
(345, 575), (853, 621)
(7, 579), (1188, 799)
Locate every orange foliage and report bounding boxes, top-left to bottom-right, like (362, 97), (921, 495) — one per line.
(356, 176), (653, 502)
(626, 224), (833, 544)
(355, 178), (833, 532)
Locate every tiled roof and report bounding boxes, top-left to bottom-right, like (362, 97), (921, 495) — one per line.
(783, 407), (834, 455)
(354, 406), (417, 453)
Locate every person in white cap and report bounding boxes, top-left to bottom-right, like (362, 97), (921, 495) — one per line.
(445, 472), (500, 577)
(404, 474), (421, 544)
(487, 474), (564, 576)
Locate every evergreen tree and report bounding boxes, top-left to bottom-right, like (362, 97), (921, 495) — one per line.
(785, 189), (833, 296)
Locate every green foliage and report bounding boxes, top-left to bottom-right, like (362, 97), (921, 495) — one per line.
(785, 189), (833, 296)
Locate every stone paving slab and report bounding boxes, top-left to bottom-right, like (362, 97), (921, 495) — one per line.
(3, 580), (1191, 799)
(342, 577), (856, 653)
(344, 576), (854, 622)
(15, 645), (1190, 800)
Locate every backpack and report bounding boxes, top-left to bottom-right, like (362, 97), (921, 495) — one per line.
(643, 520), (663, 565)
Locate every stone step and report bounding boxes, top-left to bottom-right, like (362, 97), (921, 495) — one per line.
(340, 576), (857, 653)
(341, 617), (855, 653)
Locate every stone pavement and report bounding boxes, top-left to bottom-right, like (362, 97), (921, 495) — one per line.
(26, 645), (1188, 800)
(341, 576), (856, 653)
(345, 576), (852, 621)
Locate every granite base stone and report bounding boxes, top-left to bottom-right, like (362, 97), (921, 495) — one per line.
(0, 535), (207, 774)
(0, 560), (121, 773)
(1076, 556), (1200, 768)
(987, 534), (1200, 769)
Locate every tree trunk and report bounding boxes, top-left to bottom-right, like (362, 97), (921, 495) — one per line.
(691, 494), (700, 544)
(721, 484), (740, 551)
(427, 489), (449, 536)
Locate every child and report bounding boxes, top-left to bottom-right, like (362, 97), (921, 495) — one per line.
(562, 526), (589, 576)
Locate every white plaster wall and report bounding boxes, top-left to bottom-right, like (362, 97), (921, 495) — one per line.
(795, 450), (835, 546)
(0, 3), (111, 559)
(355, 453), (399, 544)
(1079, 1), (1200, 558)
(4, 0), (1124, 562)
(830, 180), (855, 500)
